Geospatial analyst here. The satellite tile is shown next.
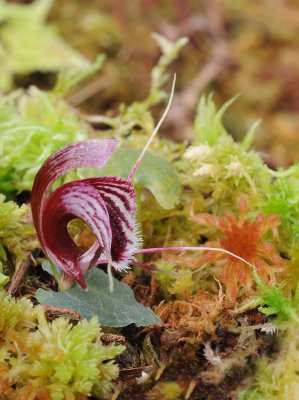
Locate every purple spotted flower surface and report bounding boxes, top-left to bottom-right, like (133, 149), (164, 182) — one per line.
(31, 139), (141, 290)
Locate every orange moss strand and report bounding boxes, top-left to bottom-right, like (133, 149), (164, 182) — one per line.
(238, 196), (248, 220)
(37, 388), (51, 400)
(271, 253), (284, 268)
(258, 242), (276, 253)
(224, 211), (239, 226)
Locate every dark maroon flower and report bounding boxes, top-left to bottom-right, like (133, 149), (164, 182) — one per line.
(31, 139), (140, 290)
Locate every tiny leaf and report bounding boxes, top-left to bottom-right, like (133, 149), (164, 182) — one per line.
(0, 272), (9, 288)
(41, 261), (61, 276)
(79, 148), (180, 209)
(36, 268), (160, 327)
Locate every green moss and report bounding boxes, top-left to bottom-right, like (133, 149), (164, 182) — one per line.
(253, 270), (299, 324)
(238, 322), (299, 400)
(0, 290), (38, 341)
(0, 194), (36, 271)
(0, 86), (89, 193)
(261, 170), (299, 260)
(0, 0), (89, 91)
(177, 96), (269, 214)
(146, 381), (182, 400)
(0, 290), (124, 399)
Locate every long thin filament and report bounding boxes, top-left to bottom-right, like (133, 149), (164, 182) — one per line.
(131, 260), (209, 277)
(128, 74), (176, 181)
(134, 246), (256, 271)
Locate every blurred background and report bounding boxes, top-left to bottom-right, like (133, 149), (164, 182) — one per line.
(3, 0), (299, 167)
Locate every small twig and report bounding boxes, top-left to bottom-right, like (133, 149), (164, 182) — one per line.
(67, 75), (113, 106)
(101, 333), (126, 343)
(6, 253), (33, 296)
(178, 41), (231, 112)
(41, 304), (83, 321)
(220, 345), (247, 359)
(4, 247), (16, 276)
(185, 380), (197, 400)
(136, 323), (171, 338)
(162, 0), (234, 141)
(119, 365), (155, 381)
(157, 13), (208, 40)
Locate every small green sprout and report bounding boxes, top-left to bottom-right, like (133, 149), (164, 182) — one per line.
(0, 86), (88, 193)
(0, 272), (9, 289)
(253, 269), (299, 324)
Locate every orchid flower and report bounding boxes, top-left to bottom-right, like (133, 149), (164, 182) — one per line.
(31, 138), (140, 290)
(32, 78), (175, 290)
(31, 76), (259, 293)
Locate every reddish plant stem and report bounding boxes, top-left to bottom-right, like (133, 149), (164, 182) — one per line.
(6, 253), (33, 296)
(41, 304), (82, 321)
(101, 333), (126, 343)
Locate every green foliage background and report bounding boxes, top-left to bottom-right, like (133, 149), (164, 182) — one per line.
(0, 1), (298, 399)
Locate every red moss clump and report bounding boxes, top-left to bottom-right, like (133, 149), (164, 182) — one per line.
(190, 197), (283, 301)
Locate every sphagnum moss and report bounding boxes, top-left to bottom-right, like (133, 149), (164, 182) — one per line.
(0, 290), (125, 400)
(0, 194), (37, 272)
(239, 321), (299, 400)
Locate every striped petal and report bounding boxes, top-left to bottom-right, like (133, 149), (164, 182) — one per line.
(31, 139), (118, 289)
(32, 139), (117, 245)
(85, 176), (142, 271)
(42, 181), (112, 289)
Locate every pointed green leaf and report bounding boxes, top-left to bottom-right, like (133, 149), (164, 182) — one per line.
(242, 119), (261, 150)
(36, 268), (161, 327)
(41, 261), (60, 275)
(258, 306), (279, 316)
